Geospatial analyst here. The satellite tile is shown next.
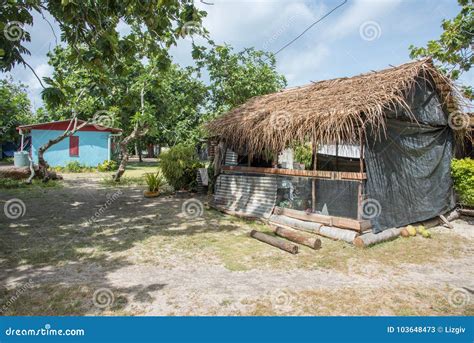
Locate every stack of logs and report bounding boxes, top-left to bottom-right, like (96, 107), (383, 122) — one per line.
(250, 226), (321, 254)
(250, 206), (467, 251)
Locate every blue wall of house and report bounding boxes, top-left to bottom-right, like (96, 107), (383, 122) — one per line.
(30, 129), (110, 167)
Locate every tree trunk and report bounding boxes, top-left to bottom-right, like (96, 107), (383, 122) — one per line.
(113, 125), (148, 182)
(113, 83), (149, 182)
(37, 118), (88, 182)
(138, 140), (143, 162)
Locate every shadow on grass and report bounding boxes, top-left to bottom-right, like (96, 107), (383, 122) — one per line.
(0, 183), (241, 315)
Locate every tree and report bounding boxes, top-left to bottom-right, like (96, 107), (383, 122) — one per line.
(409, 0), (474, 99)
(0, 78), (33, 144)
(196, 45), (287, 115)
(1, 1), (207, 76)
(42, 46), (208, 180)
(1, 1), (208, 180)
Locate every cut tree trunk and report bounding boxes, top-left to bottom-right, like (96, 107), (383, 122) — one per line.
(459, 208), (474, 217)
(271, 225), (322, 250)
(250, 230), (299, 254)
(353, 228), (403, 248)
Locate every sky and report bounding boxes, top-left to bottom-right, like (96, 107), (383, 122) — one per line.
(2, 0), (472, 111)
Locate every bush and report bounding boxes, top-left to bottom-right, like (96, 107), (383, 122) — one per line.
(98, 160), (118, 172)
(451, 158), (474, 207)
(54, 161), (95, 173)
(294, 143), (312, 170)
(160, 143), (203, 191)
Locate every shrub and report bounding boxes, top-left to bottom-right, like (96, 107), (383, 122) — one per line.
(160, 143), (203, 191)
(144, 172), (166, 192)
(451, 158), (474, 207)
(54, 161), (95, 173)
(65, 161), (86, 173)
(98, 160), (118, 172)
(294, 143), (312, 170)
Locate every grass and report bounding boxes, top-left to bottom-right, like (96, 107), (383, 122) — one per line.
(0, 177), (62, 189)
(2, 283), (470, 316)
(0, 284), (136, 316)
(245, 286), (474, 316)
(121, 208), (471, 272)
(99, 176), (146, 187)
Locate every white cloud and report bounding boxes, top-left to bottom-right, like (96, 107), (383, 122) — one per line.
(325, 0), (402, 39)
(277, 43), (331, 86)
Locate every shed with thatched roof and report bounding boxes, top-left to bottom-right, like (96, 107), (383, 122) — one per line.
(207, 58), (467, 235)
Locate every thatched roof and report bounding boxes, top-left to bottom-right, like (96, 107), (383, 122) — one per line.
(207, 58), (465, 156)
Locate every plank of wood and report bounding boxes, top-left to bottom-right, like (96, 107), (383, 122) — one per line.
(221, 165), (366, 181)
(273, 207), (371, 232)
(353, 228), (403, 248)
(271, 225), (322, 250)
(250, 230), (298, 254)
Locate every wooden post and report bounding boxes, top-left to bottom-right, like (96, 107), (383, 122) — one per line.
(271, 225), (322, 250)
(250, 230), (299, 254)
(357, 129), (365, 220)
(312, 140), (318, 212)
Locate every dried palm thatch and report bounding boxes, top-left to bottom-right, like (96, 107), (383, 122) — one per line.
(207, 58), (467, 157)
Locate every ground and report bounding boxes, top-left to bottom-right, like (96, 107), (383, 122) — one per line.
(0, 160), (473, 316)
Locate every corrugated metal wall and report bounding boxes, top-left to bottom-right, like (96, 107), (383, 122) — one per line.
(213, 173), (277, 218)
(224, 149), (238, 166)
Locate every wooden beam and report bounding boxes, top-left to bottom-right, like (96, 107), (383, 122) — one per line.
(273, 207), (371, 232)
(357, 128), (365, 220)
(312, 140), (318, 212)
(222, 165), (366, 181)
(271, 225), (322, 249)
(250, 230), (298, 254)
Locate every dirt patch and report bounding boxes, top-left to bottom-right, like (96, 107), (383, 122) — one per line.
(0, 171), (473, 315)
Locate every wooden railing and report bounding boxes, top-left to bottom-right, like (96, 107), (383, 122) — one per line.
(221, 165), (366, 181)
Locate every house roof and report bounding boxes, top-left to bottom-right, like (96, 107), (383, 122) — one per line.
(207, 58), (465, 156)
(17, 119), (122, 133)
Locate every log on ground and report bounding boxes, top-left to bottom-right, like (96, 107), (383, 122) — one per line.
(272, 225), (322, 250)
(445, 210), (461, 222)
(459, 208), (474, 217)
(250, 230), (298, 254)
(0, 166), (32, 179)
(353, 228), (403, 248)
(269, 214), (358, 243)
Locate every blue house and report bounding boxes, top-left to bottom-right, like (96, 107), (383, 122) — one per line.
(17, 120), (122, 167)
